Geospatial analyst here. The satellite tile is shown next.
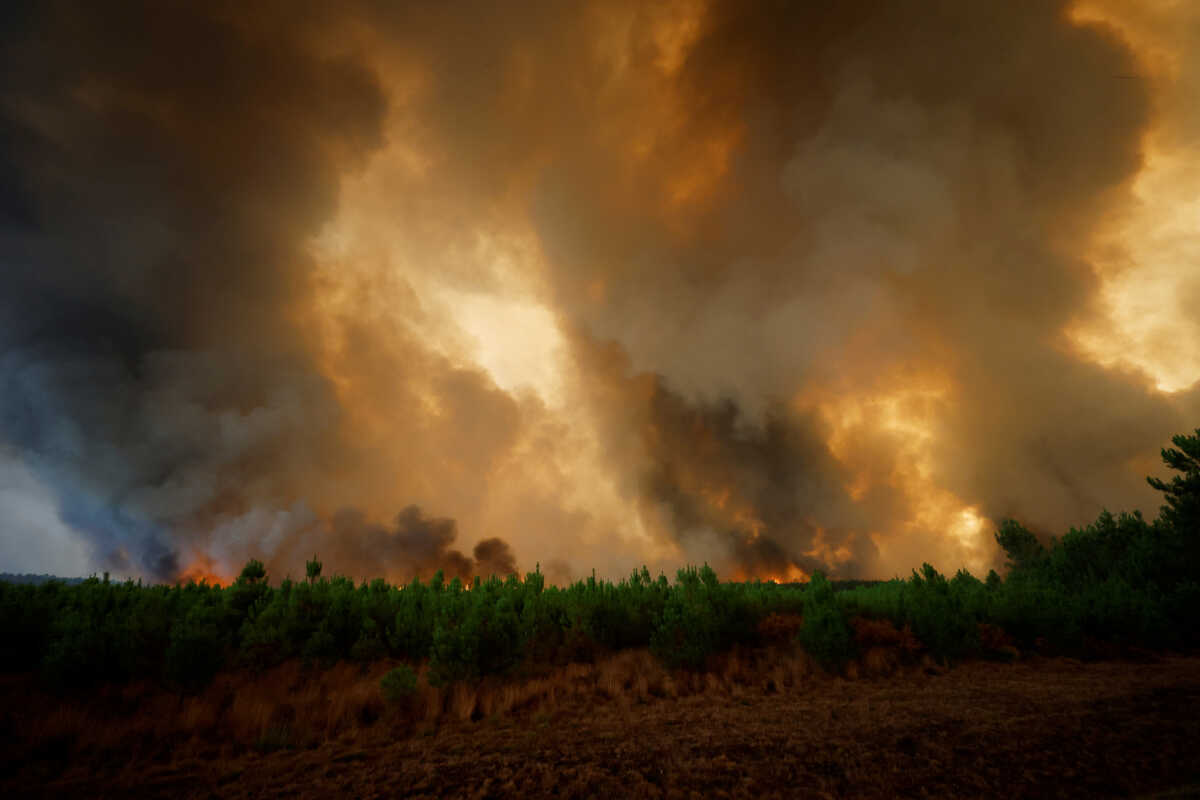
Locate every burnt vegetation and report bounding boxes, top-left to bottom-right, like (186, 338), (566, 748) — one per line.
(2, 430), (1199, 695)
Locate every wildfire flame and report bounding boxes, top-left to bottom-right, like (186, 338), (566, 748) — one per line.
(734, 563), (810, 584)
(176, 556), (228, 587)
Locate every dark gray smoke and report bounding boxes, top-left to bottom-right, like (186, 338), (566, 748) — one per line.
(1, 0), (1196, 582)
(0, 1), (526, 579)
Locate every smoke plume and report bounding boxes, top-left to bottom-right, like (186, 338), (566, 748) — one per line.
(1, 0), (1197, 582)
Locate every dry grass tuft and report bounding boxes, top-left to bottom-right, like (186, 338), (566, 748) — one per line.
(757, 612), (804, 641)
(860, 646), (901, 676)
(851, 616), (923, 654)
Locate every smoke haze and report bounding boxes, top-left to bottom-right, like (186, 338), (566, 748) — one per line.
(1, 0), (1197, 583)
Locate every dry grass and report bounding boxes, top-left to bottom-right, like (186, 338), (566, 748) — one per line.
(3, 640), (905, 767)
(7, 654), (1200, 799)
(756, 611), (804, 641)
(850, 616), (924, 653)
(6, 616), (1027, 771)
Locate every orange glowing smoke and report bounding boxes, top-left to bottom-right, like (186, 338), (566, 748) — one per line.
(176, 557), (227, 587)
(795, 369), (995, 576)
(698, 484), (766, 540)
(733, 563), (811, 584)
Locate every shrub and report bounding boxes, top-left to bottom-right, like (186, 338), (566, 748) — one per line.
(389, 578), (436, 660)
(650, 590), (718, 670)
(902, 565), (981, 660)
(164, 604), (226, 690)
(302, 628), (337, 665)
(381, 664), (418, 704)
(428, 578), (524, 685)
(649, 565), (747, 670)
(989, 576), (1081, 650)
(796, 572), (855, 671)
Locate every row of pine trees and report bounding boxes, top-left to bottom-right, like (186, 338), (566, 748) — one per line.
(2, 430), (1198, 690)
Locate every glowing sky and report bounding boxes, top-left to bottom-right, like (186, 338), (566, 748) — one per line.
(0, 0), (1196, 583)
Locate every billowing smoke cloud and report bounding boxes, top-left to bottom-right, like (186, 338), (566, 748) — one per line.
(1, 0), (1197, 582)
(0, 0), (529, 580)
(321, 506), (515, 582)
(565, 330), (875, 579)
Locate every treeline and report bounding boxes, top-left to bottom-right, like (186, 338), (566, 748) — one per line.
(0, 574), (86, 586)
(0, 560), (812, 690)
(837, 429), (1200, 664)
(2, 429), (1198, 691)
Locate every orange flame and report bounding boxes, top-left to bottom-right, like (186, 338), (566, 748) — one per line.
(177, 556), (227, 587)
(732, 563), (810, 584)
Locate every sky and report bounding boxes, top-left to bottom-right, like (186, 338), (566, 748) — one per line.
(0, 0), (1197, 584)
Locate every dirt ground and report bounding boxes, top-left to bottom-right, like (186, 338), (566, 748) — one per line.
(6, 655), (1200, 799)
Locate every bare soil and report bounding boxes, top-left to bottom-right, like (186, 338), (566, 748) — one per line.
(5, 655), (1200, 799)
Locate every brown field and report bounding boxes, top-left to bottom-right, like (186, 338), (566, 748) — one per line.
(3, 647), (1199, 799)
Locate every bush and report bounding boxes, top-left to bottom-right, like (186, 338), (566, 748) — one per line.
(901, 565), (981, 660)
(796, 572), (855, 671)
(380, 664), (418, 704)
(989, 576), (1081, 650)
(164, 604), (226, 690)
(302, 628), (337, 665)
(428, 577), (524, 686)
(650, 589), (719, 670)
(350, 625), (388, 663)
(648, 565), (757, 670)
(390, 578), (437, 660)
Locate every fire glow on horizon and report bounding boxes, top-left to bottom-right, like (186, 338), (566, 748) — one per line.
(0, 0), (1196, 585)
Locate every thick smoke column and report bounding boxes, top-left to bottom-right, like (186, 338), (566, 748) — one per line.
(1, 0), (1197, 582)
(0, 0), (527, 580)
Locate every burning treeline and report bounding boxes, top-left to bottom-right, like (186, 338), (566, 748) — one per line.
(2, 426), (1199, 711)
(1, 0), (1198, 585)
